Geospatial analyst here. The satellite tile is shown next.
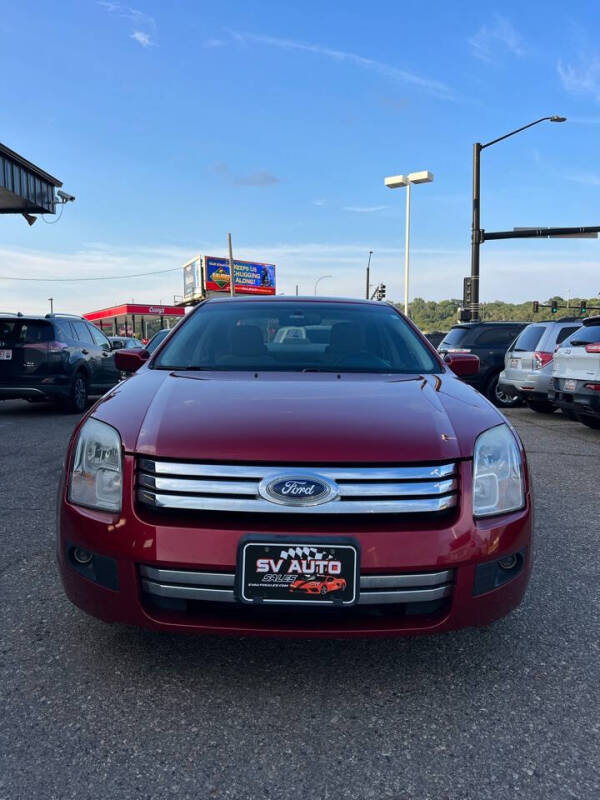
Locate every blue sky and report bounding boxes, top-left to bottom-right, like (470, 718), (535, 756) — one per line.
(1, 0), (600, 313)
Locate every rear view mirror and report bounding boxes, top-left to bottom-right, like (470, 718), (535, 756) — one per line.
(115, 348), (149, 373)
(443, 353), (480, 377)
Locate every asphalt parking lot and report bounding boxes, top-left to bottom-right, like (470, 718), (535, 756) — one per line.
(0, 400), (598, 800)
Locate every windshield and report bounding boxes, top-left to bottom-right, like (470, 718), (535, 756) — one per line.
(0, 319), (53, 344)
(438, 327), (471, 348)
(512, 325), (545, 352)
(566, 324), (600, 346)
(153, 301), (439, 374)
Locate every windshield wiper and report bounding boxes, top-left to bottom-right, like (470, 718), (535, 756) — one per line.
(301, 368), (341, 373)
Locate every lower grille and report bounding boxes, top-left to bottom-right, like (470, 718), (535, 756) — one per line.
(139, 565), (455, 606)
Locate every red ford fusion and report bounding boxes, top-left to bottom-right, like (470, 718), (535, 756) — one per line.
(57, 297), (532, 638)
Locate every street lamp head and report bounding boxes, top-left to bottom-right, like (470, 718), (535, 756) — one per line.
(384, 175), (408, 189)
(550, 115), (567, 122)
(407, 170), (434, 184)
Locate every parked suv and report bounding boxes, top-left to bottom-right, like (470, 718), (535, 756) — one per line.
(438, 321), (527, 408)
(549, 316), (600, 429)
(58, 297), (532, 638)
(0, 313), (120, 412)
(498, 318), (582, 414)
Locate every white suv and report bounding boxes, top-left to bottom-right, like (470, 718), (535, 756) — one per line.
(549, 316), (600, 430)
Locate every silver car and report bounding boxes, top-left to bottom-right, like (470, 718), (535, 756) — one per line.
(499, 319), (582, 414)
(549, 316), (600, 429)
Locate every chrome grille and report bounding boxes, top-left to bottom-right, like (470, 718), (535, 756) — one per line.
(136, 458), (458, 515)
(139, 565), (455, 606)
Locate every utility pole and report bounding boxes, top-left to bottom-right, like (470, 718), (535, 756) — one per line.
(366, 250), (373, 299)
(228, 232), (235, 296)
(295, 284), (299, 296)
(48, 297), (54, 314)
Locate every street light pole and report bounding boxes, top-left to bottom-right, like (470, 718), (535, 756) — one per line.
(48, 297), (54, 314)
(470, 115), (566, 321)
(404, 181), (411, 316)
(384, 171), (434, 317)
(366, 250), (373, 299)
(314, 274), (332, 295)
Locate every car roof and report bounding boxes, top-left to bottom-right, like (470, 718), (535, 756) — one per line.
(449, 321), (525, 329)
(582, 315), (600, 327)
(0, 314), (83, 322)
(203, 295), (385, 306)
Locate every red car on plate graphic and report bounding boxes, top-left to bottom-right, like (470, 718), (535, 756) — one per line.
(290, 575), (347, 596)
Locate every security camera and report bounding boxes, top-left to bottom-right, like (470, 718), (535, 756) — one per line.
(56, 190), (76, 203)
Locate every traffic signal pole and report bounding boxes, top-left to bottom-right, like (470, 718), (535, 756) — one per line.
(470, 143), (482, 322)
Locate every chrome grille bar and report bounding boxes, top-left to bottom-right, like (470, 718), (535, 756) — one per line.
(136, 459), (458, 515)
(139, 565), (454, 606)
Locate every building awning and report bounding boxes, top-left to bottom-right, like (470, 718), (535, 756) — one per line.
(0, 142), (62, 215)
(83, 303), (186, 322)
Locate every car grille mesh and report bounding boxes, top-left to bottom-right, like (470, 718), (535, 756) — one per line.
(136, 458), (458, 515)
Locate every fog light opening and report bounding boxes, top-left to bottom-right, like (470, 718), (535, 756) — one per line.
(72, 547), (93, 565)
(498, 554), (518, 571)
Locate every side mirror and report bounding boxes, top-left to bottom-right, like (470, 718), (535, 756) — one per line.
(114, 348), (150, 373)
(443, 353), (480, 377)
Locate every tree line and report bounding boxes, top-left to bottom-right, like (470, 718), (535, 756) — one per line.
(401, 296), (600, 332)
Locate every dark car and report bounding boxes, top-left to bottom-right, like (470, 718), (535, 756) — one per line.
(438, 321), (527, 408)
(57, 297), (532, 638)
(108, 336), (142, 350)
(0, 313), (120, 412)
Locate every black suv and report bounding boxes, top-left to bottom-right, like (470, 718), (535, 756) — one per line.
(0, 314), (120, 412)
(438, 321), (527, 408)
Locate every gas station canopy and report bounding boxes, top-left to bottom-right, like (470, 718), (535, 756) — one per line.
(0, 142), (62, 215)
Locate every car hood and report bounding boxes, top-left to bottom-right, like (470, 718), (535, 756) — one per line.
(92, 369), (503, 463)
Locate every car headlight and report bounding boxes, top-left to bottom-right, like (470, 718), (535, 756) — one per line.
(472, 424), (525, 518)
(68, 418), (123, 513)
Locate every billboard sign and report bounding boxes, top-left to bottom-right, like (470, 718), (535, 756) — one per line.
(183, 257), (201, 300)
(204, 256), (276, 295)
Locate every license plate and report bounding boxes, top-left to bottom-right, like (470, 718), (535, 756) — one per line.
(0, 350), (12, 361)
(237, 538), (359, 605)
(564, 379), (577, 392)
(510, 358), (519, 368)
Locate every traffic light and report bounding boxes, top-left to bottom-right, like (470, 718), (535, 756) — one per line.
(532, 301), (539, 313)
(551, 299), (558, 314)
(580, 300), (588, 315)
(375, 283), (386, 301)
(458, 307), (472, 322)
(463, 277), (472, 307)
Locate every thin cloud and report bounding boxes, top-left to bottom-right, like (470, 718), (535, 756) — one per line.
(227, 29), (455, 100)
(204, 38), (226, 48)
(99, 2), (157, 47)
(558, 54), (600, 101)
(312, 198), (327, 207)
(131, 31), (154, 48)
(468, 17), (527, 64)
(565, 171), (600, 187)
(235, 170), (281, 187)
(343, 205), (387, 213)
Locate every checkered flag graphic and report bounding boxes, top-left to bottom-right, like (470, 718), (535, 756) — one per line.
(279, 546), (327, 561)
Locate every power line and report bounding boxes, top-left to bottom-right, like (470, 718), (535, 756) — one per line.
(0, 266), (182, 282)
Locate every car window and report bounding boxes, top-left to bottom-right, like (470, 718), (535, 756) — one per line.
(439, 327), (470, 347)
(556, 326), (580, 345)
(153, 301), (440, 374)
(566, 325), (600, 346)
(0, 320), (53, 344)
(89, 325), (111, 349)
(473, 327), (521, 347)
(126, 339), (140, 348)
(146, 329), (169, 353)
(512, 326), (545, 352)
(72, 321), (94, 345)
(53, 320), (76, 344)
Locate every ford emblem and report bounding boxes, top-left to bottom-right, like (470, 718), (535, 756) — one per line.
(258, 473), (339, 507)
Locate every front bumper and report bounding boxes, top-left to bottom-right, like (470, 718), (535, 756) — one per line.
(57, 459), (533, 638)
